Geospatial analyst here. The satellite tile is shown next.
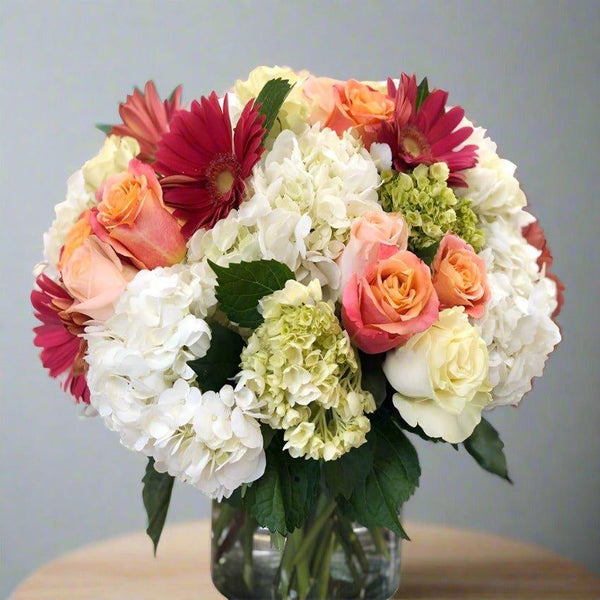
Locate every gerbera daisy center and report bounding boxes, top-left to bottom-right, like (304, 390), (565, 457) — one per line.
(399, 125), (430, 159)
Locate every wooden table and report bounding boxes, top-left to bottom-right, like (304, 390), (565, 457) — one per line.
(11, 521), (600, 599)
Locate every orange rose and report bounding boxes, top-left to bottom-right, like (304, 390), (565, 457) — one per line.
(58, 210), (93, 271)
(305, 78), (394, 146)
(431, 233), (490, 318)
(62, 235), (138, 321)
(332, 80), (395, 145)
(94, 159), (186, 269)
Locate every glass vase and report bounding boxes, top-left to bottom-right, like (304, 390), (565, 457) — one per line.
(210, 487), (402, 600)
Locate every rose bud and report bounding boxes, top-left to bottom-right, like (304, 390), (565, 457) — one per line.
(93, 159), (186, 270)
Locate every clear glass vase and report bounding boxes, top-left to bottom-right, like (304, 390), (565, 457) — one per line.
(211, 489), (402, 600)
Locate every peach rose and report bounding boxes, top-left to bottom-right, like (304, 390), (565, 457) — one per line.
(58, 210), (93, 271)
(62, 235), (138, 321)
(339, 210), (409, 292)
(305, 78), (394, 145)
(93, 159), (186, 270)
(342, 246), (439, 354)
(431, 233), (490, 318)
(304, 75), (343, 125)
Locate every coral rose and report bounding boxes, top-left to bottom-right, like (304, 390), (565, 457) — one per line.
(326, 79), (394, 145)
(93, 159), (186, 270)
(431, 233), (490, 318)
(61, 235), (138, 321)
(341, 246), (439, 354)
(305, 78), (394, 146)
(339, 210), (409, 291)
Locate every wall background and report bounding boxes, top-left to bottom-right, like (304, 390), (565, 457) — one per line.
(2, 0), (599, 596)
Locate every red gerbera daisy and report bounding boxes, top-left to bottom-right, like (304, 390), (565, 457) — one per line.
(378, 74), (478, 187)
(31, 273), (90, 404)
(110, 81), (183, 164)
(154, 92), (266, 237)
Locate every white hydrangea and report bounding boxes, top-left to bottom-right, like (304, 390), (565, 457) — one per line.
(475, 220), (561, 407)
(460, 122), (562, 407)
(457, 126), (526, 220)
(188, 125), (382, 301)
(43, 170), (95, 267)
(85, 263), (265, 500)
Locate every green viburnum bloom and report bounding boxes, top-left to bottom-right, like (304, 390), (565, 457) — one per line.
(239, 279), (375, 461)
(378, 162), (484, 252)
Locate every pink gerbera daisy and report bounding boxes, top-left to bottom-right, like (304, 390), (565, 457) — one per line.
(154, 92), (266, 237)
(378, 74), (478, 187)
(110, 81), (183, 164)
(31, 273), (90, 404)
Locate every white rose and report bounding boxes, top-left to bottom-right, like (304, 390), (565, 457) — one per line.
(383, 307), (491, 443)
(82, 135), (140, 193)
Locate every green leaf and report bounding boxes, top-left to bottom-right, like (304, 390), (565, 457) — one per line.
(187, 322), (244, 392)
(358, 351), (389, 407)
(142, 458), (174, 555)
(208, 259), (295, 328)
(243, 434), (320, 535)
(416, 239), (440, 267)
(341, 415), (420, 539)
(323, 441), (374, 500)
(415, 77), (430, 111)
(254, 78), (294, 140)
(95, 123), (113, 135)
(463, 417), (512, 483)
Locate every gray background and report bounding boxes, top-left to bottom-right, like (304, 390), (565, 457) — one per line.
(2, 0), (599, 596)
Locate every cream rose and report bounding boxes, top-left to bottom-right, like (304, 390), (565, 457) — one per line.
(383, 307), (491, 443)
(82, 135), (140, 193)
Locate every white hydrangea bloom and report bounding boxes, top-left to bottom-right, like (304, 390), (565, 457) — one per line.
(460, 122), (562, 407)
(475, 222), (561, 407)
(85, 264), (264, 500)
(188, 125), (382, 301)
(43, 170), (95, 267)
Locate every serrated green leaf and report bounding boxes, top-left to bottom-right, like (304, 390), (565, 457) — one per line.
(464, 417), (512, 483)
(243, 434), (320, 535)
(254, 78), (293, 140)
(142, 458), (174, 555)
(187, 322), (244, 392)
(358, 351), (388, 407)
(342, 415), (420, 539)
(415, 77), (430, 111)
(323, 441), (374, 500)
(208, 259), (295, 328)
(95, 123), (113, 135)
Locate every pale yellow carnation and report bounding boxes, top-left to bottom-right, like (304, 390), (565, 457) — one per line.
(383, 307), (491, 443)
(82, 135), (140, 193)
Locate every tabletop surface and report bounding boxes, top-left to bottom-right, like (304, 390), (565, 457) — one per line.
(12, 520), (600, 599)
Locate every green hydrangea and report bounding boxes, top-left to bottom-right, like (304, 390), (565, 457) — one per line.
(378, 163), (484, 252)
(240, 279), (375, 461)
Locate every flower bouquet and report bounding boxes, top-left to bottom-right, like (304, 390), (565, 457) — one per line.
(31, 66), (563, 600)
